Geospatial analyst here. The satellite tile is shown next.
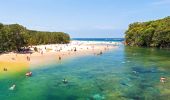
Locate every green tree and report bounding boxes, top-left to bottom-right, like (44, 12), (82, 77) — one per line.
(125, 16), (170, 48)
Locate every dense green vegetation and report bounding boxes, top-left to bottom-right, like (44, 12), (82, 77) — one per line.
(125, 16), (170, 48)
(0, 23), (70, 52)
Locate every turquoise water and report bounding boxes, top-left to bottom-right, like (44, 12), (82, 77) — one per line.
(72, 38), (124, 42)
(0, 46), (170, 100)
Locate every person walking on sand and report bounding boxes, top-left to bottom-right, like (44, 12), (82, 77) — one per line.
(27, 56), (29, 60)
(26, 56), (30, 61)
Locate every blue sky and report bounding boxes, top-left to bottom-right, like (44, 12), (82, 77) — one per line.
(0, 0), (170, 38)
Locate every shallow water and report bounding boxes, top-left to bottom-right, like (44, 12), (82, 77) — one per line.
(0, 46), (170, 100)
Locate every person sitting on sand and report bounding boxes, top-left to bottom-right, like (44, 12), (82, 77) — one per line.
(74, 47), (77, 52)
(4, 68), (7, 71)
(11, 58), (15, 60)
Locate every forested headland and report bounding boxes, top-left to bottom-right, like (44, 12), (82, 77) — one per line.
(125, 16), (170, 48)
(0, 23), (70, 52)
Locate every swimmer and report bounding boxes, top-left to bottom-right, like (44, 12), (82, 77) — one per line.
(25, 72), (32, 77)
(62, 78), (68, 84)
(9, 84), (16, 90)
(160, 77), (166, 83)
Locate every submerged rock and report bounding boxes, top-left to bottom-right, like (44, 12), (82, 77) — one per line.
(120, 82), (129, 87)
(91, 94), (105, 100)
(121, 61), (126, 64)
(132, 67), (158, 74)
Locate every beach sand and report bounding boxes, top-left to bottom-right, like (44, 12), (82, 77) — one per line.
(0, 61), (28, 74)
(0, 41), (119, 73)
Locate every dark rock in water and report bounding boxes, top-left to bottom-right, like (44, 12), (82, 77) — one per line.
(66, 95), (79, 100)
(77, 72), (94, 79)
(132, 67), (158, 74)
(132, 71), (137, 74)
(120, 82), (129, 87)
(121, 94), (144, 100)
(66, 83), (77, 88)
(119, 79), (132, 87)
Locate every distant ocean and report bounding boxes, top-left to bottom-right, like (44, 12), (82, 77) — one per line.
(72, 38), (124, 42)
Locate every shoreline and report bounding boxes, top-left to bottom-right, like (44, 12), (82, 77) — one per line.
(0, 41), (119, 73)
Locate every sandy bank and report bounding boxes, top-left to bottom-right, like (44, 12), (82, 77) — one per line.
(0, 41), (120, 73)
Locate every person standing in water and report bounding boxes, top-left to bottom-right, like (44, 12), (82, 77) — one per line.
(59, 56), (61, 60)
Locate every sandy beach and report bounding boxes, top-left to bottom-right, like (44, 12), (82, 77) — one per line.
(0, 41), (119, 73)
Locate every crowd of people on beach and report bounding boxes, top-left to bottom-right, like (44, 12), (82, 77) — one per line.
(1, 41), (168, 91)
(3, 41), (118, 91)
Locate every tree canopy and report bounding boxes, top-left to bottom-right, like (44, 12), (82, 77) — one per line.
(0, 23), (70, 52)
(125, 16), (170, 48)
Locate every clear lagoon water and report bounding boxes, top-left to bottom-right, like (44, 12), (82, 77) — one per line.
(72, 38), (124, 42)
(0, 39), (170, 100)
